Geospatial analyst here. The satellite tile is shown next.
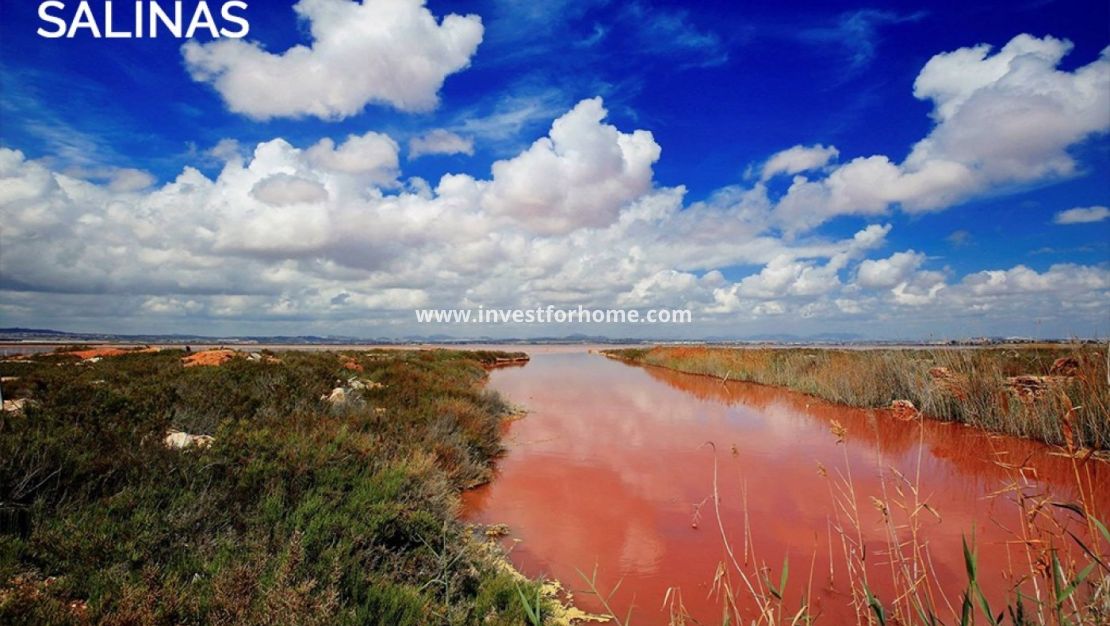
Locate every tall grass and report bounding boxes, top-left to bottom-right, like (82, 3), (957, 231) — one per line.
(604, 345), (1109, 449)
(808, 413), (1107, 626)
(573, 412), (1109, 625)
(0, 348), (545, 625)
(574, 345), (1110, 624)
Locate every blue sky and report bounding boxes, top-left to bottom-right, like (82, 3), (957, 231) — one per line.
(0, 0), (1107, 339)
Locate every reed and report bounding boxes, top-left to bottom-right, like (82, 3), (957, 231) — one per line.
(574, 414), (1108, 625)
(604, 345), (1110, 450)
(797, 405), (1108, 625)
(578, 346), (1110, 625)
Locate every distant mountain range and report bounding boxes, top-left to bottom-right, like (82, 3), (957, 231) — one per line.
(0, 327), (395, 345)
(0, 327), (1089, 346)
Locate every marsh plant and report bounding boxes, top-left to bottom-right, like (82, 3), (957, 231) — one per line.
(578, 345), (1110, 625)
(0, 348), (545, 625)
(568, 432), (1107, 626)
(605, 345), (1110, 450)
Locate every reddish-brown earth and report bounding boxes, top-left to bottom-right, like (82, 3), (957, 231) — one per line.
(181, 349), (237, 367)
(65, 346), (160, 360)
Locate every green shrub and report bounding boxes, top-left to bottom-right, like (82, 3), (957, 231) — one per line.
(0, 349), (528, 624)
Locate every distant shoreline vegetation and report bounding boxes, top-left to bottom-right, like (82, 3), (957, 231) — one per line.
(604, 345), (1110, 450)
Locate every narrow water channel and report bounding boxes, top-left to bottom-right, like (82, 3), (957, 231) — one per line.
(461, 350), (1107, 624)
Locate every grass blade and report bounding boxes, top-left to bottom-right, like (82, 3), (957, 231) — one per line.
(865, 585), (887, 626)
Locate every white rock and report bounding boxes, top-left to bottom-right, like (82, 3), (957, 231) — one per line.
(164, 430), (214, 450)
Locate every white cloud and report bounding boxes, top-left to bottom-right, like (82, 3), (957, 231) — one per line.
(108, 168), (156, 193)
(906, 35), (1109, 189)
(250, 174), (329, 206)
(958, 264), (1108, 297)
(482, 97), (661, 235)
(207, 139), (243, 162)
(856, 250), (926, 289)
(182, 0), (484, 120)
(889, 270), (946, 306)
(761, 144), (838, 180)
(1, 76), (1108, 338)
(708, 224), (891, 311)
(913, 34), (1071, 122)
(409, 129), (475, 159)
(618, 270), (715, 308)
(305, 131), (400, 184)
(1054, 205), (1110, 224)
(771, 156), (978, 232)
(739, 256), (838, 298)
(770, 34), (1110, 232)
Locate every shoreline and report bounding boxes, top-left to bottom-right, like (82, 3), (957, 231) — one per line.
(602, 345), (1109, 451)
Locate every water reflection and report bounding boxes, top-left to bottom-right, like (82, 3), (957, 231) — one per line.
(462, 352), (1107, 624)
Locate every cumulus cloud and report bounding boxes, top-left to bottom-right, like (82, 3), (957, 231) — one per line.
(107, 168), (156, 193)
(770, 34), (1110, 232)
(1054, 205), (1109, 224)
(708, 224), (891, 311)
(856, 251), (926, 289)
(304, 131), (400, 184)
(182, 0), (484, 120)
(907, 35), (1109, 188)
(207, 139), (243, 162)
(408, 129), (475, 159)
(761, 144), (839, 180)
(250, 174), (329, 206)
(958, 264), (1108, 297)
(890, 270), (947, 306)
(482, 97), (661, 235)
(2, 78), (1108, 337)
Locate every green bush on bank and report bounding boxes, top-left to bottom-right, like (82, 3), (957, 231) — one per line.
(0, 348), (542, 625)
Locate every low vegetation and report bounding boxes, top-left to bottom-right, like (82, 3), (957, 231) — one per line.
(604, 345), (1109, 449)
(0, 347), (548, 625)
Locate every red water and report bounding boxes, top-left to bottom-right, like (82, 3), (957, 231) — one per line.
(461, 351), (1109, 624)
